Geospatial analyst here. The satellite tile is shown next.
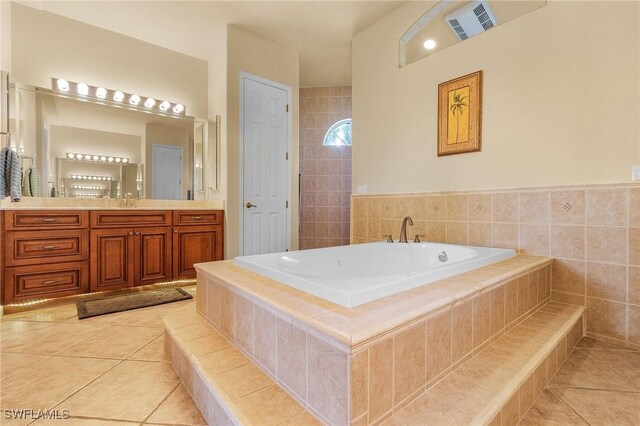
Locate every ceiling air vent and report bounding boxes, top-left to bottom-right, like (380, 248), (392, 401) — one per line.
(446, 1), (498, 41)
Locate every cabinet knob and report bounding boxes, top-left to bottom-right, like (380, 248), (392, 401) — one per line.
(174, 230), (178, 233)
(129, 232), (134, 235)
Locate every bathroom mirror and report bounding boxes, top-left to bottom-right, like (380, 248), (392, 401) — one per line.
(7, 82), (217, 200)
(399, 0), (547, 67)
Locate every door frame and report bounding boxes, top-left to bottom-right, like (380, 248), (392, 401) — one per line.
(238, 71), (292, 256)
(151, 143), (183, 200)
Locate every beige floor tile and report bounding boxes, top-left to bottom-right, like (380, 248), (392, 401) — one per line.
(233, 384), (305, 426)
(0, 321), (54, 345)
(2, 304), (79, 323)
(549, 350), (634, 391)
(213, 363), (273, 401)
(128, 336), (168, 362)
(2, 323), (108, 355)
(0, 353), (50, 381)
(59, 360), (179, 421)
(552, 387), (640, 425)
(519, 389), (587, 426)
(146, 384), (206, 425)
(429, 371), (497, 416)
(0, 356), (118, 411)
(188, 332), (230, 356)
(380, 416), (408, 426)
(60, 325), (163, 359)
(394, 392), (472, 425)
(577, 349), (640, 389)
(576, 336), (638, 352)
(65, 309), (136, 325)
(32, 418), (139, 426)
(118, 301), (194, 328)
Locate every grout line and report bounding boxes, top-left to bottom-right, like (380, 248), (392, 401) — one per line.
(546, 384), (640, 395)
(546, 387), (592, 425)
(141, 381), (181, 424)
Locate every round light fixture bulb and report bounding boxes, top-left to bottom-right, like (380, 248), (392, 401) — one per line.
(107, 157), (114, 163)
(96, 87), (107, 99)
(159, 101), (171, 111)
(129, 94), (141, 105)
(423, 39), (437, 50)
(144, 98), (156, 108)
(56, 79), (70, 91)
(67, 153), (74, 159)
(84, 154), (91, 160)
(92, 155), (99, 161)
(115, 157), (122, 163)
(77, 83), (89, 96)
(100, 156), (107, 162)
(113, 91), (125, 102)
(122, 158), (129, 164)
(172, 104), (184, 114)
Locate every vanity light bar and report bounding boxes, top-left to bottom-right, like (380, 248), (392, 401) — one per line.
(72, 185), (103, 190)
(53, 78), (186, 116)
(70, 175), (112, 181)
(66, 152), (129, 164)
(74, 192), (101, 197)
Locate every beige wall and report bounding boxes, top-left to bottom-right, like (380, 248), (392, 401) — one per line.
(352, 1), (640, 195)
(10, 4), (208, 118)
(225, 25), (300, 258)
(0, 2), (10, 72)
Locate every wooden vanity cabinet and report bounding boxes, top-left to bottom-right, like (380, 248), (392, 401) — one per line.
(2, 209), (224, 304)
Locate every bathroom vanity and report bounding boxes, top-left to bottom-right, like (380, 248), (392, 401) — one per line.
(1, 209), (224, 305)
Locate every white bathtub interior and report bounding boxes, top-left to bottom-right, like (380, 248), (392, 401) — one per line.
(234, 242), (516, 308)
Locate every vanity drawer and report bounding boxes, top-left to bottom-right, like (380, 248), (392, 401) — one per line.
(173, 210), (222, 226)
(4, 261), (89, 303)
(4, 230), (89, 267)
(90, 210), (171, 228)
(3, 210), (89, 230)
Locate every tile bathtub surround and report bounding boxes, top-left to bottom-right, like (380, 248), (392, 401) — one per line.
(352, 183), (640, 349)
(299, 86), (352, 249)
(196, 257), (552, 424)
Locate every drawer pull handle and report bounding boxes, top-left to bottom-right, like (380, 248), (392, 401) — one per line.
(42, 280), (58, 285)
(41, 245), (59, 250)
(41, 218), (58, 222)
(191, 216), (203, 220)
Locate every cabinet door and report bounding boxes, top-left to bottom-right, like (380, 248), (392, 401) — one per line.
(134, 227), (172, 286)
(90, 228), (134, 292)
(173, 225), (223, 279)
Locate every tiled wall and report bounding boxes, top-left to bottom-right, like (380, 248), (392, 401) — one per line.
(299, 86), (352, 249)
(351, 184), (640, 349)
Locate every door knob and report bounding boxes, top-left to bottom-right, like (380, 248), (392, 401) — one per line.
(245, 202), (257, 208)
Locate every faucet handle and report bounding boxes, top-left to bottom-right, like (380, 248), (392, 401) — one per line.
(413, 234), (426, 243)
(382, 234), (393, 243)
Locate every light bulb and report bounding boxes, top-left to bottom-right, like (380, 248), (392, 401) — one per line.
(423, 39), (437, 50)
(122, 158), (129, 164)
(108, 177), (112, 181)
(159, 101), (171, 111)
(115, 157), (122, 163)
(100, 156), (107, 162)
(113, 91), (125, 102)
(144, 98), (156, 108)
(107, 157), (114, 163)
(84, 154), (91, 160)
(67, 153), (74, 159)
(129, 94), (141, 105)
(75, 153), (83, 160)
(77, 83), (89, 96)
(172, 104), (184, 114)
(96, 87), (107, 99)
(56, 79), (69, 91)
(92, 155), (99, 161)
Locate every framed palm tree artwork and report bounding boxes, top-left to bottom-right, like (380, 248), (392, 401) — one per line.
(437, 70), (483, 156)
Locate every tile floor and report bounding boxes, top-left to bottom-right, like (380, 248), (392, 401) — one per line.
(521, 337), (640, 425)
(0, 286), (205, 426)
(2, 290), (639, 426)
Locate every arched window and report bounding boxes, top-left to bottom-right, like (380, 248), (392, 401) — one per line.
(322, 118), (352, 146)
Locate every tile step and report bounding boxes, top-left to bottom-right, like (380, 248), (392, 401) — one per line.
(163, 304), (322, 426)
(386, 301), (585, 426)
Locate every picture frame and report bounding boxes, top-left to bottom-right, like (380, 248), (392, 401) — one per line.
(437, 70), (483, 156)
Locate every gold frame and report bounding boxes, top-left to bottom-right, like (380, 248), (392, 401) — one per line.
(437, 70), (483, 156)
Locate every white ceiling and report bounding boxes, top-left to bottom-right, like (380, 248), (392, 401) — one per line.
(19, 1), (408, 87)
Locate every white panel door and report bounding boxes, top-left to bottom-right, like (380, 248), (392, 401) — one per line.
(152, 144), (182, 200)
(242, 76), (288, 256)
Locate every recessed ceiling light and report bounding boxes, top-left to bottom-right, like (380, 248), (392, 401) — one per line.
(423, 39), (437, 50)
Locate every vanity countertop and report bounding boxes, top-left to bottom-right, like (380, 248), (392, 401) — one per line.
(0, 198), (225, 210)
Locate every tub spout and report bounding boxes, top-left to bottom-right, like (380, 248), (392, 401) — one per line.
(399, 216), (414, 243)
